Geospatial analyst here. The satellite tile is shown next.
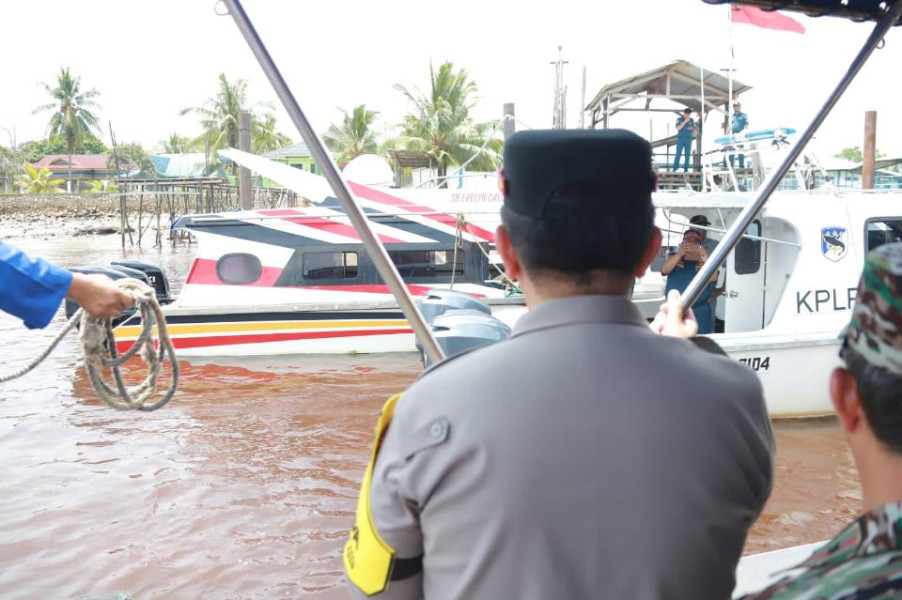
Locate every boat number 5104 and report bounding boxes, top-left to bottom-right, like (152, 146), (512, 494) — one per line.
(738, 356), (770, 372)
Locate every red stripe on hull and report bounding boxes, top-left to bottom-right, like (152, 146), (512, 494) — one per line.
(115, 327), (414, 353)
(259, 209), (407, 244)
(348, 182), (496, 242)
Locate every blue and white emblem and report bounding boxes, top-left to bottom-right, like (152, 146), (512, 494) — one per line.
(821, 227), (848, 262)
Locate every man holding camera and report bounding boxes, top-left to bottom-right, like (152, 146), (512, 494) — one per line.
(661, 217), (719, 334)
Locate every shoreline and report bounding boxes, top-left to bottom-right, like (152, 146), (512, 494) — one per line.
(1, 193), (146, 241)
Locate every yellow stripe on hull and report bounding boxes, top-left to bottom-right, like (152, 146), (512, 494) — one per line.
(116, 319), (409, 338)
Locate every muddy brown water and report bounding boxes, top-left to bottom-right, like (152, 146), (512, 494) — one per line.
(0, 232), (860, 598)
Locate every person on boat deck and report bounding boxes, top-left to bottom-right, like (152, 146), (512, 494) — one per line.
(737, 243), (902, 599)
(728, 100), (750, 169)
(0, 240), (133, 328)
(660, 223), (719, 334)
(672, 107), (695, 172)
(343, 129), (774, 600)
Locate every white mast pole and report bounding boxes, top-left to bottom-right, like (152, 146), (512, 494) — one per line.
(728, 5), (734, 131)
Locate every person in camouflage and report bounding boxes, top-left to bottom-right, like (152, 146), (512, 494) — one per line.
(740, 242), (902, 599)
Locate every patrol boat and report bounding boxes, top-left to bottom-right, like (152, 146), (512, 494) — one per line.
(650, 190), (902, 418)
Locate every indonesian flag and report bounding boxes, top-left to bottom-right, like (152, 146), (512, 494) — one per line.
(731, 6), (805, 34)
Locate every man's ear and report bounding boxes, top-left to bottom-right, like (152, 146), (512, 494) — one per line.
(830, 367), (863, 433)
(496, 225), (522, 282)
(635, 227), (662, 278)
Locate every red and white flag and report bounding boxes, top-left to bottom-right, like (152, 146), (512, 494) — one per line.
(731, 5), (805, 34)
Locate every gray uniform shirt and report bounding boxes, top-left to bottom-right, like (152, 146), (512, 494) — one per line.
(352, 295), (774, 600)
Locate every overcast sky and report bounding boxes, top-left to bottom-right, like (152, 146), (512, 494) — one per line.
(2, 0), (900, 158)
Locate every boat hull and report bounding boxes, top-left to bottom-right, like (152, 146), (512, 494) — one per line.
(716, 332), (841, 418)
(114, 300), (527, 357)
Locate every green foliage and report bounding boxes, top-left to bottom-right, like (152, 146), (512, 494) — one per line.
(19, 135), (107, 163)
(0, 145), (26, 188)
(15, 164), (65, 193)
(180, 73), (275, 173)
(33, 67), (102, 182)
(157, 133), (196, 154)
(108, 142), (155, 178)
(834, 146), (886, 163)
(252, 114), (293, 154)
(392, 61), (501, 188)
(323, 104), (381, 164)
(87, 179), (115, 193)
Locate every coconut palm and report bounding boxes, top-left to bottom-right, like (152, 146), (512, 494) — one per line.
(157, 133), (194, 154)
(393, 61), (501, 188)
(181, 74), (271, 173)
(16, 164), (65, 193)
(322, 105), (380, 164)
(252, 114), (292, 154)
(33, 67), (102, 189)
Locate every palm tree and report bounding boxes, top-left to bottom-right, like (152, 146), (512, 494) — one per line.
(252, 114), (292, 154)
(33, 67), (102, 190)
(181, 73), (271, 173)
(157, 133), (194, 154)
(393, 61), (501, 188)
(16, 164), (65, 193)
(322, 104), (380, 164)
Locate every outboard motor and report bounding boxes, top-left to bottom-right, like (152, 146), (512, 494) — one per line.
(64, 265), (150, 323)
(421, 309), (511, 367)
(415, 290), (511, 367)
(110, 259), (172, 304)
(418, 289), (492, 323)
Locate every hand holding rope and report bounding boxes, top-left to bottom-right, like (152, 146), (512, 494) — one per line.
(0, 279), (179, 411)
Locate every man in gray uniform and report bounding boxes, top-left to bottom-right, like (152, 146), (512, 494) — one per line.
(343, 129), (774, 599)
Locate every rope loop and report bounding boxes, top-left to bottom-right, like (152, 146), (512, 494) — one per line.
(0, 278), (178, 411)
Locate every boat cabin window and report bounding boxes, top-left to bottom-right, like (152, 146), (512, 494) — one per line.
(303, 251), (359, 280)
(388, 249), (464, 278)
(735, 221), (762, 275)
(217, 253), (263, 285)
(866, 218), (902, 251)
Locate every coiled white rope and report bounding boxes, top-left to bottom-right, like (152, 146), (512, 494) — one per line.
(0, 279), (178, 411)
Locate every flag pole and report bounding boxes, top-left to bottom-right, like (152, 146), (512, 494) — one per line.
(680, 0), (902, 310)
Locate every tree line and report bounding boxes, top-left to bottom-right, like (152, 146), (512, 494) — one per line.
(1, 60), (502, 192)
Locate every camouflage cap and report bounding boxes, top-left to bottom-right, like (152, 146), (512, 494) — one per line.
(842, 243), (902, 375)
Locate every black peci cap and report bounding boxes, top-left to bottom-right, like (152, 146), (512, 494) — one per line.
(500, 129), (656, 219)
(690, 214), (710, 226)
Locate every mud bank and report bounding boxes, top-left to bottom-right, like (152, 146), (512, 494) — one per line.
(0, 194), (143, 241)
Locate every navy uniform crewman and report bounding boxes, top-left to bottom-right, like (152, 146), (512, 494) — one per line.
(343, 129), (775, 599)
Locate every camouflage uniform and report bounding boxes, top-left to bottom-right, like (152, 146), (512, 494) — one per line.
(739, 502), (902, 599)
(742, 243), (902, 600)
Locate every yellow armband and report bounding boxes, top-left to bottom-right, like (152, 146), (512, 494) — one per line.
(343, 393), (401, 595)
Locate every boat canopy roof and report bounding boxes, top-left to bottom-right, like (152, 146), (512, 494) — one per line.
(701, 0), (902, 24)
(585, 60), (752, 119)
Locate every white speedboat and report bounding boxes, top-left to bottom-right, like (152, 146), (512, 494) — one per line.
(110, 177), (526, 357)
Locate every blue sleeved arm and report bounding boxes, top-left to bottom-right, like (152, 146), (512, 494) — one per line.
(0, 240), (73, 329)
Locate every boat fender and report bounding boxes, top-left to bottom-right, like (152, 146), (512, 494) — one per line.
(343, 393), (435, 595)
